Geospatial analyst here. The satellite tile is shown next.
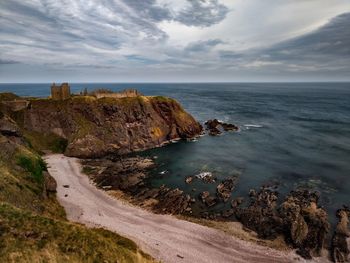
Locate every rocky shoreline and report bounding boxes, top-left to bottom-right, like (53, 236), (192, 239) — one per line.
(81, 153), (350, 262)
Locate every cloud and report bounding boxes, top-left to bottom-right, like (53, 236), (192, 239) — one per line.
(175, 0), (229, 27)
(0, 0), (350, 82)
(185, 39), (223, 52)
(253, 13), (350, 72)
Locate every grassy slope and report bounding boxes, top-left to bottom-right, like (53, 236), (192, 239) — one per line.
(0, 106), (155, 263)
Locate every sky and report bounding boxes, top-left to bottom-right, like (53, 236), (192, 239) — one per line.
(0, 0), (350, 82)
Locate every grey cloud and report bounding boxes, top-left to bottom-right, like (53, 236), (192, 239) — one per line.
(175, 0), (229, 27)
(185, 39), (223, 52)
(264, 13), (350, 63)
(0, 59), (19, 64)
(122, 0), (172, 22)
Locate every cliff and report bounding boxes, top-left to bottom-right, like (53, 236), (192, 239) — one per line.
(20, 95), (202, 158)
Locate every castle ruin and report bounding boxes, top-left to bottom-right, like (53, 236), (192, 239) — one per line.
(93, 89), (142, 99)
(51, 83), (71, 100)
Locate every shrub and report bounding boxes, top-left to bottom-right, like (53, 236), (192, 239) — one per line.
(17, 155), (46, 183)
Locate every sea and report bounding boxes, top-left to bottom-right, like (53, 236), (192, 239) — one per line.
(1, 82), (349, 224)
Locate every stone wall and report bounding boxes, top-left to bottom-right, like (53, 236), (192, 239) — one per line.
(94, 89), (141, 99)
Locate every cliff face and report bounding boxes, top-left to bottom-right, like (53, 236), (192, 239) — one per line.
(22, 95), (202, 158)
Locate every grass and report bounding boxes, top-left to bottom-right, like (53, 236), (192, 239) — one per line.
(24, 130), (68, 154)
(0, 92), (20, 102)
(16, 155), (46, 184)
(0, 203), (154, 263)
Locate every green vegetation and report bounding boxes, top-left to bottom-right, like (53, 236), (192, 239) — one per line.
(0, 203), (153, 263)
(81, 166), (97, 175)
(16, 154), (46, 183)
(0, 92), (20, 102)
(24, 130), (68, 154)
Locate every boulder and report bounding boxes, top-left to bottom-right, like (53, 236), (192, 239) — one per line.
(331, 207), (350, 263)
(43, 172), (57, 193)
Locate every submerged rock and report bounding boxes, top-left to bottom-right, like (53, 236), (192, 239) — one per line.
(185, 176), (194, 184)
(199, 191), (217, 207)
(216, 176), (238, 202)
(331, 207), (350, 263)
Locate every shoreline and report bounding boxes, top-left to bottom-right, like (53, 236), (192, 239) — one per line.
(45, 153), (303, 263)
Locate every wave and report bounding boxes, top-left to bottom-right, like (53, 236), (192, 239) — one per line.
(290, 116), (348, 125)
(244, 124), (263, 128)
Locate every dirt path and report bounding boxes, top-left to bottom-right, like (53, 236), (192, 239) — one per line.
(45, 154), (305, 263)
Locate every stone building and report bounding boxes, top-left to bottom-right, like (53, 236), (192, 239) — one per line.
(51, 83), (71, 100)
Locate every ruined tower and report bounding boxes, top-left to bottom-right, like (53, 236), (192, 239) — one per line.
(51, 83), (71, 100)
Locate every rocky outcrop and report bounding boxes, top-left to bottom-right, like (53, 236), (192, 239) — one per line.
(235, 188), (330, 259)
(0, 114), (22, 137)
(205, 119), (238, 136)
(331, 207), (350, 263)
(81, 156), (193, 215)
(280, 190), (329, 259)
(17, 95), (202, 158)
(235, 187), (281, 239)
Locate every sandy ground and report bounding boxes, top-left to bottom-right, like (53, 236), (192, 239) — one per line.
(45, 154), (320, 263)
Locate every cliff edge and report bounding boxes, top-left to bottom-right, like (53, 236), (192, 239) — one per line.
(5, 94), (202, 158)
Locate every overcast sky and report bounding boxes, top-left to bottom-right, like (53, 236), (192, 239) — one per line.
(1, 0), (350, 82)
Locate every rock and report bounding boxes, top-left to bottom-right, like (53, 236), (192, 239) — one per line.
(216, 177), (238, 202)
(43, 172), (57, 193)
(199, 191), (217, 207)
(249, 189), (257, 197)
(209, 128), (222, 136)
(282, 190), (330, 258)
(222, 209), (235, 218)
(231, 197), (244, 208)
(153, 187), (192, 214)
(185, 176), (194, 184)
(235, 187), (281, 239)
(63, 185), (70, 188)
(221, 122), (239, 131)
(205, 119), (221, 130)
(205, 119), (238, 136)
(195, 172), (215, 183)
(0, 114), (22, 137)
(331, 207), (350, 263)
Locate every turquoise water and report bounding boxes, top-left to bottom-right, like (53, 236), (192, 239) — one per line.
(1, 82), (350, 222)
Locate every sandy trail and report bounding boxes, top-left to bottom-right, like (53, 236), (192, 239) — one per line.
(45, 154), (303, 263)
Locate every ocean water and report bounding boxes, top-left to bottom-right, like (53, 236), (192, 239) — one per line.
(1, 82), (350, 223)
